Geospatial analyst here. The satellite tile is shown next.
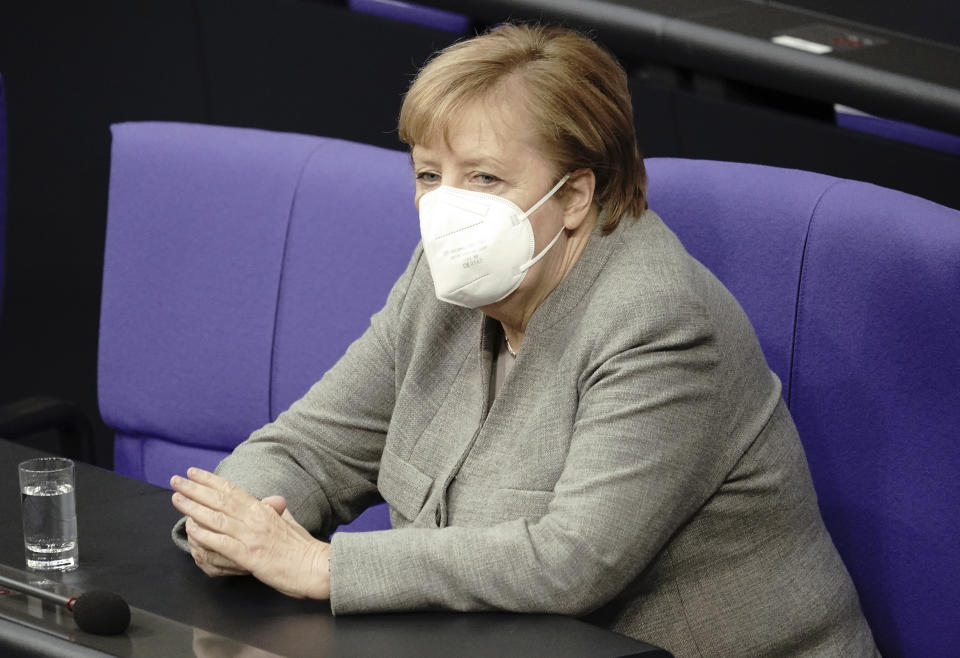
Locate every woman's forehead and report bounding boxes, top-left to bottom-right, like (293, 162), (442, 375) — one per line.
(413, 97), (541, 165)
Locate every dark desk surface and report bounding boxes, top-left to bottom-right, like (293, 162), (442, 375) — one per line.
(0, 440), (670, 657)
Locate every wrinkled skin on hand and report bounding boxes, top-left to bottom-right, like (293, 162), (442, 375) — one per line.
(171, 468), (330, 599)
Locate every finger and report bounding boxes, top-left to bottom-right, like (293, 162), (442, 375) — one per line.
(187, 533), (247, 574)
(171, 470), (263, 532)
(185, 521), (248, 576)
(170, 474), (221, 511)
(171, 471), (258, 518)
(278, 509), (314, 541)
(191, 548), (247, 576)
(185, 468), (252, 500)
(261, 495), (287, 516)
(183, 512), (246, 561)
(188, 537), (243, 570)
(172, 491), (239, 537)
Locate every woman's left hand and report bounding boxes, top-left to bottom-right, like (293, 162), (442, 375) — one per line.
(170, 468), (330, 599)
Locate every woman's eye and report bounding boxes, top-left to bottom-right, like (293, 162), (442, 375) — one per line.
(474, 173), (500, 185)
(416, 172), (440, 184)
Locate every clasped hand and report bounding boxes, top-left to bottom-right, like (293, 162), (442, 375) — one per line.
(170, 468), (330, 600)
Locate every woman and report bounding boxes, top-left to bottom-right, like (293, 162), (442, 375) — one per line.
(170, 23), (878, 656)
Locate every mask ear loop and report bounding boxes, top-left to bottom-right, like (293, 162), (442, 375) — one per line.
(522, 174), (570, 219)
(518, 174), (571, 273)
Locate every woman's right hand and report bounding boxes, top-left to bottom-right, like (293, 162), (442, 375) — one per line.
(172, 468), (331, 599)
(184, 494), (290, 578)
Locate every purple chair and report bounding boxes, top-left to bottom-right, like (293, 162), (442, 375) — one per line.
(647, 159), (960, 658)
(347, 0), (470, 33)
(836, 106), (960, 157)
(100, 123), (419, 531)
(102, 124), (959, 655)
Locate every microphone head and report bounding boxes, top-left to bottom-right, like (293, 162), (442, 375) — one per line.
(72, 590), (131, 635)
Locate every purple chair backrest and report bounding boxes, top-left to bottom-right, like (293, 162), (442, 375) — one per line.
(100, 122), (419, 530)
(648, 158), (960, 657)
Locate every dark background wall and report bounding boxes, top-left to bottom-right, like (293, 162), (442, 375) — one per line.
(1, 0), (957, 469)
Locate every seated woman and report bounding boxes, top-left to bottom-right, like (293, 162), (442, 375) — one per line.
(170, 23), (878, 657)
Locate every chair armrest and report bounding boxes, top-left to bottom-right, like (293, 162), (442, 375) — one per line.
(0, 397), (96, 463)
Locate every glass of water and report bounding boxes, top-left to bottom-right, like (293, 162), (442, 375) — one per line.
(18, 457), (79, 572)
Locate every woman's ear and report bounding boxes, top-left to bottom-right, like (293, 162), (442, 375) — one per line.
(561, 169), (597, 230)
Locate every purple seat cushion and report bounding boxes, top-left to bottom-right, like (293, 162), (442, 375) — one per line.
(114, 433), (228, 487)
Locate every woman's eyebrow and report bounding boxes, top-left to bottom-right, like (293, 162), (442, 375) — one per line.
(410, 152), (438, 168)
(409, 152), (509, 169)
(460, 157), (507, 169)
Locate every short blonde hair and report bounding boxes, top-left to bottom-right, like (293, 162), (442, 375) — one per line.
(398, 23), (647, 232)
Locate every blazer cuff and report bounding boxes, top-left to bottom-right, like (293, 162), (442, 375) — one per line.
(328, 528), (415, 615)
(171, 516), (191, 553)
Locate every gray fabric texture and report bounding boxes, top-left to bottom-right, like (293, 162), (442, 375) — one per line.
(172, 211), (878, 657)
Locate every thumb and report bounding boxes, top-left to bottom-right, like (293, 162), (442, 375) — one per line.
(261, 495), (288, 516)
(279, 507), (313, 540)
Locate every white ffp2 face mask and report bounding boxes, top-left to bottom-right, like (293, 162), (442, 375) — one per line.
(418, 175), (569, 308)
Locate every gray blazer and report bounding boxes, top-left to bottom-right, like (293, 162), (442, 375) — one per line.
(175, 211), (877, 657)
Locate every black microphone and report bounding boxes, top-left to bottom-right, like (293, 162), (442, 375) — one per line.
(0, 573), (130, 635)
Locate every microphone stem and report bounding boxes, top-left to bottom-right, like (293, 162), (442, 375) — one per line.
(0, 573), (72, 607)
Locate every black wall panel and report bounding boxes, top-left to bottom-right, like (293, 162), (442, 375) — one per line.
(197, 0), (457, 150)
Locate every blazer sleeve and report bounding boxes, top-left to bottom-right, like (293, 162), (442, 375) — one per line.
(172, 246), (423, 549)
(328, 293), (775, 615)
